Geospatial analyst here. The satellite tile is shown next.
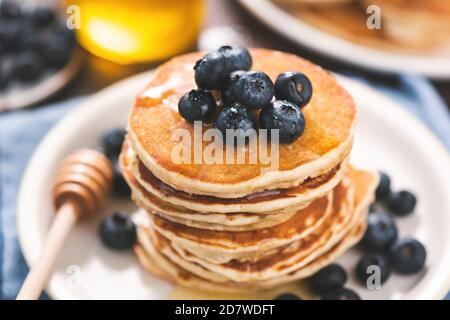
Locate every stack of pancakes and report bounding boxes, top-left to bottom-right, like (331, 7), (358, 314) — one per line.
(120, 49), (378, 292)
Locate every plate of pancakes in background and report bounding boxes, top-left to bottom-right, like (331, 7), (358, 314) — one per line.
(237, 0), (450, 78)
(16, 48), (450, 300)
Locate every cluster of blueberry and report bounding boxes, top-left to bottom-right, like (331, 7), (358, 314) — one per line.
(0, 0), (75, 91)
(357, 173), (425, 283)
(178, 46), (312, 144)
(275, 173), (425, 300)
(98, 128), (136, 251)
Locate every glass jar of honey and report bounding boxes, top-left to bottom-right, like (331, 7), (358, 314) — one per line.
(65, 0), (205, 64)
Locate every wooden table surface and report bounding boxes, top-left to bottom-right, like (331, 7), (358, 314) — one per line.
(54, 0), (450, 110)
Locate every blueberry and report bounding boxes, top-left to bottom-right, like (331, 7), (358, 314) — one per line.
(356, 254), (391, 285)
(101, 128), (126, 160)
(0, 22), (21, 51)
(178, 89), (217, 123)
(194, 50), (228, 90)
(11, 51), (43, 83)
(41, 34), (73, 69)
(113, 160), (132, 197)
(218, 45), (252, 72)
(259, 100), (305, 144)
(273, 293), (302, 300)
(390, 238), (426, 274)
(17, 24), (43, 52)
(310, 264), (347, 293)
(274, 72), (312, 108)
(215, 103), (257, 144)
(29, 6), (55, 27)
(361, 212), (398, 252)
(321, 287), (361, 300)
(221, 70), (246, 106)
(234, 71), (274, 109)
(99, 212), (136, 250)
(387, 190), (417, 216)
(0, 0), (21, 19)
(376, 172), (391, 201)
(0, 68), (8, 91)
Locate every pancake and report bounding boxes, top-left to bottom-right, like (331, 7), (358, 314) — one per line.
(282, 1), (450, 52)
(120, 139), (307, 231)
(148, 190), (334, 263)
(134, 210), (367, 292)
(128, 48), (356, 198)
(135, 168), (377, 282)
(274, 0), (355, 5)
(134, 168), (375, 290)
(120, 141), (314, 231)
(363, 0), (450, 48)
(128, 145), (349, 214)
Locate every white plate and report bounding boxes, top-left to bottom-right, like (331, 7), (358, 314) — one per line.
(17, 71), (450, 300)
(237, 0), (450, 79)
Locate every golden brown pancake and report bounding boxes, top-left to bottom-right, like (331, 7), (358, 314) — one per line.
(364, 0), (450, 48)
(122, 135), (349, 214)
(128, 49), (356, 198)
(120, 140), (303, 231)
(133, 167), (375, 291)
(134, 219), (366, 293)
(278, 0), (450, 52)
(274, 0), (356, 5)
(150, 190), (333, 253)
(136, 168), (376, 283)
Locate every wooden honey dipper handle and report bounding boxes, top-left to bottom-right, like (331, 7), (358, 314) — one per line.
(17, 149), (113, 300)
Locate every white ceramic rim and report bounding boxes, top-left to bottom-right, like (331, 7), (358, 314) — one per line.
(237, 0), (450, 79)
(16, 71), (450, 300)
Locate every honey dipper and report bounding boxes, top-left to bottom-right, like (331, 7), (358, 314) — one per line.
(17, 149), (114, 300)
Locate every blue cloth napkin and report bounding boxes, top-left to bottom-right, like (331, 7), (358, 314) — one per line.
(0, 98), (82, 300)
(0, 76), (449, 300)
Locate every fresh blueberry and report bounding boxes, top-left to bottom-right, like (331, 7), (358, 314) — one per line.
(390, 238), (426, 274)
(274, 72), (312, 108)
(310, 264), (347, 293)
(0, 0), (21, 19)
(273, 293), (302, 300)
(369, 203), (376, 213)
(221, 70), (246, 106)
(321, 287), (361, 300)
(11, 51), (43, 83)
(218, 45), (252, 72)
(356, 254), (391, 285)
(113, 160), (132, 197)
(178, 89), (217, 123)
(99, 212), (136, 250)
(0, 68), (8, 91)
(259, 100), (305, 144)
(101, 128), (126, 160)
(361, 212), (398, 252)
(234, 71), (274, 109)
(194, 50), (228, 90)
(387, 190), (417, 216)
(41, 34), (73, 69)
(376, 172), (391, 201)
(17, 24), (43, 52)
(29, 6), (55, 27)
(215, 103), (257, 144)
(0, 21), (21, 51)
